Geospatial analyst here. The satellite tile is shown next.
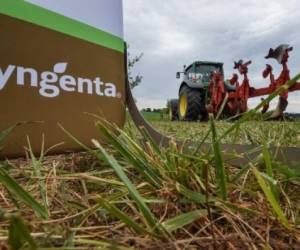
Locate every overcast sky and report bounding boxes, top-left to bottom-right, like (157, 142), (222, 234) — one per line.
(123, 0), (300, 112)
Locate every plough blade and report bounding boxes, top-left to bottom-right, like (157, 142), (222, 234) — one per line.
(270, 97), (288, 119)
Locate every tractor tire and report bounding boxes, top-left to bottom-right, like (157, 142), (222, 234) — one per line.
(168, 99), (179, 121)
(179, 85), (203, 121)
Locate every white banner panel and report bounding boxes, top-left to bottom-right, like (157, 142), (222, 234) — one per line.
(25, 0), (124, 38)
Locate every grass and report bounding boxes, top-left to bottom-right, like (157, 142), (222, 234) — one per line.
(0, 76), (300, 249)
(140, 111), (167, 122)
(0, 118), (299, 249)
(140, 120), (300, 146)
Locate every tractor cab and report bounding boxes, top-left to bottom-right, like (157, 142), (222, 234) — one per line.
(177, 61), (224, 89)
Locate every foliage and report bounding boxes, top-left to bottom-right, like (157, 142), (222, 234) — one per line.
(127, 47), (143, 89)
(8, 216), (37, 250)
(0, 117), (299, 248)
(0, 123), (22, 152)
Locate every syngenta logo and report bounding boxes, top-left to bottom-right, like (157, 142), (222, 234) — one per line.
(0, 63), (121, 98)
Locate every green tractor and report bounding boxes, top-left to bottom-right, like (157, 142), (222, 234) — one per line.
(168, 61), (234, 121)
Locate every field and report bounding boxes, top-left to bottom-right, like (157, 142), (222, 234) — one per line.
(140, 111), (300, 146)
(0, 113), (300, 249)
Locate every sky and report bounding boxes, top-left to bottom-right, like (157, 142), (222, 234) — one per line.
(123, 0), (300, 112)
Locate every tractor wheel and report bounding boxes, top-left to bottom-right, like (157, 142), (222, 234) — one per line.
(168, 99), (179, 121)
(179, 85), (203, 121)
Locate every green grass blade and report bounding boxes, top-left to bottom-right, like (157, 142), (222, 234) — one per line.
(210, 115), (227, 201)
(58, 124), (92, 152)
(73, 239), (135, 250)
(192, 126), (212, 156)
(263, 144), (279, 200)
(27, 136), (49, 214)
(231, 152), (263, 183)
(0, 168), (48, 219)
(162, 209), (207, 233)
(95, 122), (162, 187)
(0, 122), (39, 151)
(263, 144), (273, 178)
(231, 164), (251, 183)
(252, 166), (290, 229)
(176, 183), (207, 203)
(216, 92), (229, 120)
(0, 126), (15, 145)
(0, 124), (20, 151)
(91, 139), (159, 231)
(8, 216), (37, 250)
(97, 197), (150, 235)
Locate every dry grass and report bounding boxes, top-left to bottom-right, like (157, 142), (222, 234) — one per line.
(133, 120), (300, 146)
(1, 76), (300, 249)
(0, 119), (300, 249)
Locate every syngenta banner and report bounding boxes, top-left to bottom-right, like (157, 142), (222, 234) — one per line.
(0, 0), (125, 157)
(0, 63), (120, 98)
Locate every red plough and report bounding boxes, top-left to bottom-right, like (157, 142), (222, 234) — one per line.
(207, 44), (300, 119)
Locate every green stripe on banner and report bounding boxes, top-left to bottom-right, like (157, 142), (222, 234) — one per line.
(0, 0), (124, 53)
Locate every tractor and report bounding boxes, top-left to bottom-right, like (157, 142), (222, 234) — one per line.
(168, 44), (300, 121)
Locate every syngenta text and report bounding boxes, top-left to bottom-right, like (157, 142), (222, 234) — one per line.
(0, 63), (120, 98)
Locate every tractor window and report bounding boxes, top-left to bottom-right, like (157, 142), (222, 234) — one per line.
(195, 64), (222, 74)
(195, 64), (222, 82)
(186, 65), (199, 81)
(185, 65), (194, 74)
